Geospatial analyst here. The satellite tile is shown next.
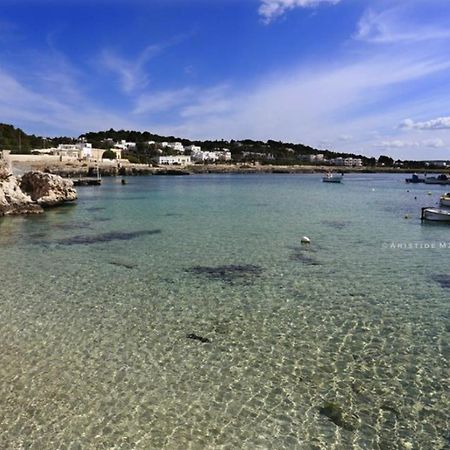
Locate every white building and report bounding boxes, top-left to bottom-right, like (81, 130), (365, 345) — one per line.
(330, 157), (344, 166)
(299, 154), (324, 163)
(54, 142), (93, 159)
(165, 142), (184, 152)
(114, 140), (136, 150)
(191, 150), (221, 162)
(185, 144), (201, 153)
(215, 150), (232, 161)
(154, 155), (191, 165)
(344, 158), (363, 167)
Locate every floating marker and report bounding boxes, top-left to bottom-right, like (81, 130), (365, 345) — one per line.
(301, 236), (311, 244)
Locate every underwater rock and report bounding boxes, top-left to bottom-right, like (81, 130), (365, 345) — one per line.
(109, 260), (137, 270)
(431, 274), (450, 289)
(188, 264), (264, 283)
(289, 246), (321, 266)
(186, 333), (211, 343)
(47, 229), (161, 246)
(321, 220), (351, 229)
(319, 402), (357, 431)
(86, 206), (106, 212)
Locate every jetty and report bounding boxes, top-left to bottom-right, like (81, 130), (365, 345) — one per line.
(72, 178), (102, 186)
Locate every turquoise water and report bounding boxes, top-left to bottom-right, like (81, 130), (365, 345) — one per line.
(0, 173), (449, 449)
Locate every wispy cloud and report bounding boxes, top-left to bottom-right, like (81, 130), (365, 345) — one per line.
(259, 0), (340, 23)
(133, 88), (194, 114)
(399, 117), (450, 130)
(375, 138), (445, 150)
(100, 44), (162, 93)
(355, 4), (450, 44)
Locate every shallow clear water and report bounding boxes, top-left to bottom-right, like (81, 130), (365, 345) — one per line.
(0, 173), (449, 449)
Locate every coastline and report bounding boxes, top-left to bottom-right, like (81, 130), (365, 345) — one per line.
(6, 158), (449, 178)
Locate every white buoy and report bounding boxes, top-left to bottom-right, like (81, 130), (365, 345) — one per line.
(301, 236), (311, 244)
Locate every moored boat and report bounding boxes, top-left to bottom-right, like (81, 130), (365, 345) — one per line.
(421, 207), (450, 222)
(322, 173), (343, 183)
(405, 173), (425, 183)
(439, 193), (450, 207)
(424, 174), (450, 185)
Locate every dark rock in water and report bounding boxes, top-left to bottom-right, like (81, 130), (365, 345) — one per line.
(86, 206), (106, 212)
(109, 260), (137, 270)
(187, 333), (211, 343)
(188, 264), (264, 283)
(321, 220), (351, 229)
(46, 229), (161, 246)
(431, 274), (450, 289)
(319, 402), (356, 431)
(380, 403), (400, 417)
(289, 246), (321, 266)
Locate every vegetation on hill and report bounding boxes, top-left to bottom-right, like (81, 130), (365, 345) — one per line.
(2, 123), (439, 169)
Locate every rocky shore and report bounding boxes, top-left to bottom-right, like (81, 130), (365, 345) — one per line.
(0, 160), (77, 216)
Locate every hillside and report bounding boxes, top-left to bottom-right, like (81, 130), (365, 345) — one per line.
(1, 123), (375, 165)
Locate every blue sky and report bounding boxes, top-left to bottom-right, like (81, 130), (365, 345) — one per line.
(1, 0), (450, 159)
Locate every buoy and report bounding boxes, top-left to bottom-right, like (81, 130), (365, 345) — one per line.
(428, 192), (432, 195)
(404, 214), (409, 219)
(301, 236), (311, 244)
(372, 188), (375, 192)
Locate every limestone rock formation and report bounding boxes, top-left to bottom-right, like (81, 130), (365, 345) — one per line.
(0, 160), (77, 216)
(20, 171), (77, 207)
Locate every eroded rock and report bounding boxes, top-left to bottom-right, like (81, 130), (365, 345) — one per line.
(21, 171), (77, 207)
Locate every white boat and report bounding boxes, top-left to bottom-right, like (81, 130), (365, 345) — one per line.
(421, 207), (450, 222)
(439, 193), (450, 207)
(322, 173), (343, 183)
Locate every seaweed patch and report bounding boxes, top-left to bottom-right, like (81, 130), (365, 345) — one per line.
(86, 206), (106, 212)
(289, 246), (321, 266)
(186, 333), (211, 343)
(188, 264), (264, 283)
(47, 229), (161, 246)
(321, 220), (351, 229)
(109, 260), (138, 270)
(431, 274), (450, 289)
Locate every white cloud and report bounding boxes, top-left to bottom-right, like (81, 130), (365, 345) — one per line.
(259, 0), (340, 23)
(399, 116), (450, 130)
(422, 138), (445, 148)
(100, 44), (161, 93)
(375, 138), (445, 150)
(355, 5), (450, 44)
(133, 88), (194, 114)
(0, 68), (135, 136)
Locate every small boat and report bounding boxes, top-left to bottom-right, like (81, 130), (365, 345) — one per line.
(405, 173), (425, 183)
(424, 174), (450, 185)
(322, 173), (343, 183)
(421, 207), (450, 222)
(440, 193), (450, 207)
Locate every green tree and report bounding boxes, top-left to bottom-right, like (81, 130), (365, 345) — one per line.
(102, 149), (117, 159)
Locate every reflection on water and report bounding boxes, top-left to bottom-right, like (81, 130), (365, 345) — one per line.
(0, 174), (449, 449)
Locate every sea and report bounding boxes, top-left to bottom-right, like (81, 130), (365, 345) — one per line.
(0, 173), (449, 449)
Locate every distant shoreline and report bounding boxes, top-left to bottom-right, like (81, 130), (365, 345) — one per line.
(6, 158), (449, 177)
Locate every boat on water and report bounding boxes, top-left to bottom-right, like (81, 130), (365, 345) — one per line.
(440, 193), (450, 207)
(424, 174), (450, 185)
(405, 173), (425, 184)
(421, 207), (450, 222)
(322, 173), (343, 183)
